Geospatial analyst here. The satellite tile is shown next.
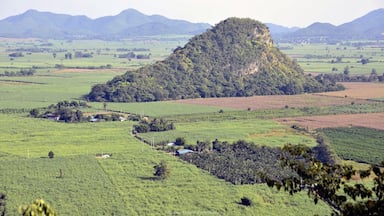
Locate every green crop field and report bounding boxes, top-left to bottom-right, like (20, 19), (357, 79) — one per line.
(316, 127), (384, 165)
(137, 119), (317, 147)
(0, 114), (332, 215)
(278, 43), (384, 75)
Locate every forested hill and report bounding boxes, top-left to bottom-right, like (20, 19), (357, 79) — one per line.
(87, 18), (343, 102)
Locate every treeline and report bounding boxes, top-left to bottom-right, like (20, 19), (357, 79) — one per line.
(7, 48), (66, 52)
(30, 100), (89, 122)
(180, 140), (297, 185)
(54, 64), (112, 70)
(133, 118), (175, 133)
(117, 52), (151, 59)
(116, 48), (150, 52)
(87, 18), (342, 102)
(316, 72), (384, 83)
(0, 68), (35, 77)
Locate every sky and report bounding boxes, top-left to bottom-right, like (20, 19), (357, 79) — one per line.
(1, 0), (384, 27)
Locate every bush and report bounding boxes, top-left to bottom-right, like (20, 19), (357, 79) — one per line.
(48, 151), (54, 159)
(175, 137), (185, 146)
(240, 197), (253, 206)
(153, 160), (170, 180)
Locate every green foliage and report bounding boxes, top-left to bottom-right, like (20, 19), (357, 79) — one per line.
(180, 140), (297, 185)
(239, 197), (253, 206)
(153, 160), (170, 180)
(0, 68), (35, 77)
(88, 18), (338, 102)
(18, 199), (55, 216)
(30, 100), (89, 123)
(134, 118), (175, 133)
(48, 151), (54, 159)
(266, 144), (384, 215)
(174, 137), (185, 146)
(0, 193), (6, 216)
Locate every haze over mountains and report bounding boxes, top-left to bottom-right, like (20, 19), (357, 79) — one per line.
(0, 9), (384, 42)
(0, 8), (383, 41)
(0, 9), (211, 39)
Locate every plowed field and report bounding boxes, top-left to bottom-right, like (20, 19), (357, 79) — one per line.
(277, 113), (384, 130)
(174, 94), (373, 110)
(174, 82), (383, 110)
(315, 82), (384, 99)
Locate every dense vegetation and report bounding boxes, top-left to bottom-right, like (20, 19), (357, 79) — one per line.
(0, 68), (35, 77)
(87, 18), (343, 102)
(133, 117), (175, 133)
(180, 140), (297, 184)
(266, 144), (384, 216)
(29, 100), (89, 122)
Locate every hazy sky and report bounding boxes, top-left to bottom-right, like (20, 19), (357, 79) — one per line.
(1, 0), (383, 27)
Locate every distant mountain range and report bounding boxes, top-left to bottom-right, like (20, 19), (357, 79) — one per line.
(0, 9), (211, 39)
(0, 8), (383, 41)
(270, 9), (384, 42)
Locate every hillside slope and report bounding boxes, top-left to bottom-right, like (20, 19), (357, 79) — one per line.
(87, 18), (343, 102)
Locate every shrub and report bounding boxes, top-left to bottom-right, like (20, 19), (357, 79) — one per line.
(240, 197), (253, 206)
(175, 137), (185, 146)
(48, 151), (54, 159)
(153, 160), (170, 180)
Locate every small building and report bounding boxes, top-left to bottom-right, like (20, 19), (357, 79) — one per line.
(44, 113), (60, 121)
(167, 142), (175, 147)
(89, 116), (99, 122)
(176, 149), (194, 156)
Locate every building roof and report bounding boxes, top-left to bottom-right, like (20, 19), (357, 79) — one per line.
(176, 149), (194, 155)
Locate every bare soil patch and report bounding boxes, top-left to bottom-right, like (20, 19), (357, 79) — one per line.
(277, 113), (384, 130)
(315, 82), (384, 99)
(174, 94), (373, 110)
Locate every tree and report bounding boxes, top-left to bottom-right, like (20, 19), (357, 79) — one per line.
(48, 151), (54, 159)
(18, 199), (55, 216)
(29, 109), (40, 118)
(369, 69), (378, 82)
(343, 66), (350, 76)
(361, 58), (369, 65)
(0, 193), (6, 216)
(239, 197), (253, 206)
(175, 137), (185, 146)
(195, 140), (211, 152)
(153, 160), (170, 180)
(265, 144), (384, 215)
